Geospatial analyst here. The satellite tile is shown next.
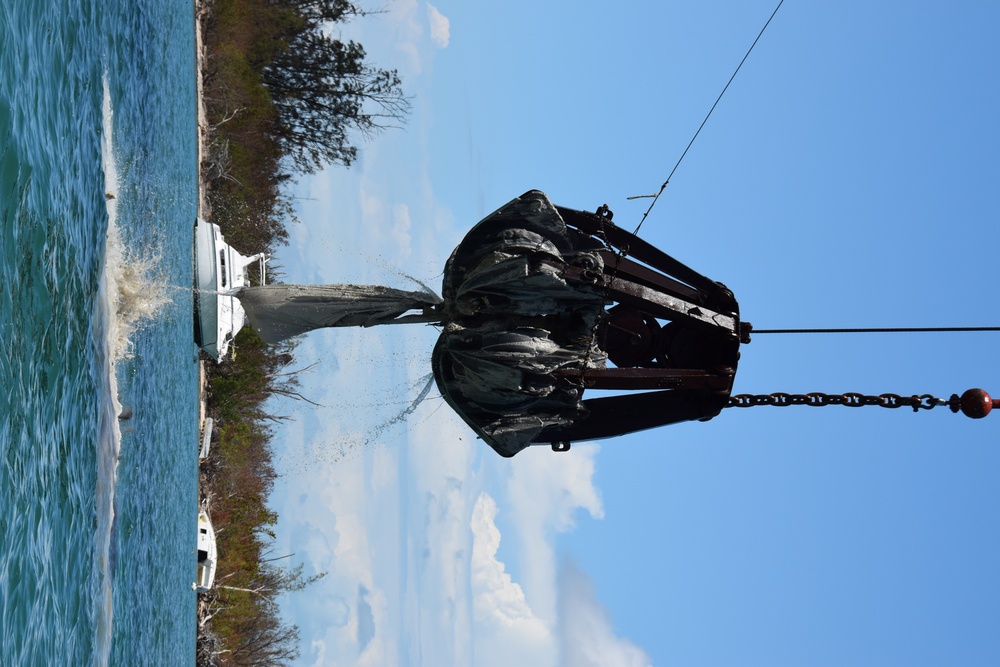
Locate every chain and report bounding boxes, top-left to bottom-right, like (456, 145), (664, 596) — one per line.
(727, 392), (955, 412)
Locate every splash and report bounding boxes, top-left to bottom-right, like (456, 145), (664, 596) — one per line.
(96, 73), (170, 363)
(102, 222), (170, 361)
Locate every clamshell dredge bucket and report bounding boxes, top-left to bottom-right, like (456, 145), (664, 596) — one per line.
(238, 190), (997, 458)
(433, 190), (743, 457)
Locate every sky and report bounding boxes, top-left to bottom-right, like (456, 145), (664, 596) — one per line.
(263, 2), (1000, 665)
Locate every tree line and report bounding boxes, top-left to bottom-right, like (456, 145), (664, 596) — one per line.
(197, 0), (408, 664)
(201, 0), (408, 254)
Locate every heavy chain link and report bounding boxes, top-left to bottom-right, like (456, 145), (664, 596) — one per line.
(727, 392), (954, 412)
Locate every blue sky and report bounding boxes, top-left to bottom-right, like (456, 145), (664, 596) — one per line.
(265, 2), (1000, 665)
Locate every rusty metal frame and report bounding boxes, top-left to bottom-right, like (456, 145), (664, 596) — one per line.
(434, 192), (745, 456)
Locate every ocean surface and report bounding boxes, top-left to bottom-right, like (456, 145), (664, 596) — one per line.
(1, 0), (200, 664)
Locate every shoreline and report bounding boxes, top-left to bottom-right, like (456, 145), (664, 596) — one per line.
(195, 0), (210, 221)
(195, 0), (209, 437)
(194, 4), (213, 644)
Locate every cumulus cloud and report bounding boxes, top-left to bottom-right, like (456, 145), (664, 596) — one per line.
(272, 4), (641, 658)
(509, 445), (604, 531)
(471, 494), (546, 629)
(275, 360), (640, 667)
(559, 561), (653, 667)
(504, 444), (604, 622)
(270, 401), (404, 667)
(405, 458), (477, 663)
(471, 493), (556, 667)
(427, 3), (450, 48)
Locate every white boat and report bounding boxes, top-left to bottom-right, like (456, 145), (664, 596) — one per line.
(194, 218), (267, 359)
(194, 510), (218, 593)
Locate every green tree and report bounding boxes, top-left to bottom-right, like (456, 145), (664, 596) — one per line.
(264, 30), (410, 172)
(285, 0), (369, 24)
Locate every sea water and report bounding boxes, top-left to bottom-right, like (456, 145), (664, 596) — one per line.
(1, 0), (200, 664)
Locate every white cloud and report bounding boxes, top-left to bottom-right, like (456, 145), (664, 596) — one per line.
(504, 444), (604, 622)
(509, 445), (604, 531)
(559, 562), (653, 667)
(387, 0), (425, 75)
(272, 336), (644, 667)
(470, 494), (544, 627)
(427, 3), (450, 49)
(391, 202), (413, 261)
(271, 391), (404, 667)
(352, 182), (415, 267)
(403, 404), (480, 666)
(471, 492), (556, 667)
(270, 3), (640, 663)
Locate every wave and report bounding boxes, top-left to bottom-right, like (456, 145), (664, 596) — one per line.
(92, 71), (171, 667)
(91, 68), (121, 667)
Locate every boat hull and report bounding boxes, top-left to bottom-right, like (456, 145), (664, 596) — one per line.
(195, 510), (218, 593)
(193, 218), (263, 359)
(193, 219), (220, 356)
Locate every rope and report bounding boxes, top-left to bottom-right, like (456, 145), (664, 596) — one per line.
(630, 0), (786, 238)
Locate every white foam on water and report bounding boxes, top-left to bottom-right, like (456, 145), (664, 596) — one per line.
(91, 69), (120, 667)
(91, 71), (171, 667)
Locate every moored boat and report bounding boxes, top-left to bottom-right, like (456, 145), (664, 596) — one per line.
(193, 218), (266, 359)
(194, 510), (218, 593)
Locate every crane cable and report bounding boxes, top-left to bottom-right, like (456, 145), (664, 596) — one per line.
(629, 0), (786, 239)
(749, 326), (1000, 336)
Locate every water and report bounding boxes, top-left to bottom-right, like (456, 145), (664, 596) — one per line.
(1, 1), (200, 664)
